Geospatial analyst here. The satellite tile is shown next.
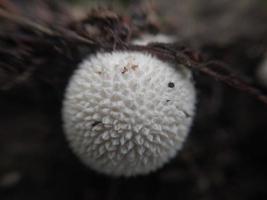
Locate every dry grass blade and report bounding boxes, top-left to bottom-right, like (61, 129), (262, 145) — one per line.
(0, 8), (54, 35)
(196, 61), (267, 104)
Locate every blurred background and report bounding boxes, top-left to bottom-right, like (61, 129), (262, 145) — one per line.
(0, 0), (267, 199)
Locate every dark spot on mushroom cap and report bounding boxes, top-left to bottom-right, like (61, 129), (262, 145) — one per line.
(183, 111), (191, 118)
(131, 65), (138, 70)
(166, 100), (170, 102)
(168, 82), (175, 88)
(122, 67), (128, 74)
(92, 121), (101, 127)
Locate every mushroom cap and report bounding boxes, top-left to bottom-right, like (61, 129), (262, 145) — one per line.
(62, 51), (196, 176)
(132, 34), (176, 45)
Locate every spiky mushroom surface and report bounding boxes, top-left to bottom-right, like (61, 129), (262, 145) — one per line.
(62, 51), (196, 176)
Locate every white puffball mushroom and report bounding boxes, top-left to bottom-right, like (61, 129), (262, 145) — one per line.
(132, 34), (176, 45)
(62, 51), (196, 176)
(256, 56), (267, 88)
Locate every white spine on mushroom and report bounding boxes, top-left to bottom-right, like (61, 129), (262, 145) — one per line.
(256, 56), (267, 88)
(62, 51), (196, 176)
(132, 34), (176, 45)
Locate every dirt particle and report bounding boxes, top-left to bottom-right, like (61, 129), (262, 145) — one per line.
(122, 67), (128, 74)
(131, 65), (138, 70)
(168, 82), (175, 88)
(92, 121), (101, 127)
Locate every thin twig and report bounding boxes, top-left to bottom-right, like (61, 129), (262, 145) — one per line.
(1, 7), (267, 105)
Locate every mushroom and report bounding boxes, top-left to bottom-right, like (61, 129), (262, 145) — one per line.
(62, 51), (196, 176)
(132, 33), (176, 45)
